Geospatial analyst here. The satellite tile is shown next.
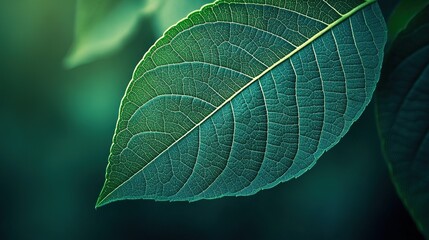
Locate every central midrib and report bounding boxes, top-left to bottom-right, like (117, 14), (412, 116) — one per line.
(97, 0), (376, 206)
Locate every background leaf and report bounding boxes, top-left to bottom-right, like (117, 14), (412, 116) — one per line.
(376, 5), (429, 238)
(64, 0), (150, 68)
(97, 0), (387, 207)
(386, 0), (429, 44)
(64, 0), (212, 68)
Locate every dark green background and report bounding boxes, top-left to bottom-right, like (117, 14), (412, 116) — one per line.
(0, 0), (424, 239)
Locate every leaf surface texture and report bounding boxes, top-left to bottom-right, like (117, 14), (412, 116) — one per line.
(97, 0), (387, 207)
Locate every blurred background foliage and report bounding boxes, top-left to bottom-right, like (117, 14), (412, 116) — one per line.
(0, 0), (424, 239)
(64, 0), (212, 68)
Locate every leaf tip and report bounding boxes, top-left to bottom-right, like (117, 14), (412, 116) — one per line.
(95, 194), (109, 209)
(62, 47), (90, 69)
(95, 182), (112, 208)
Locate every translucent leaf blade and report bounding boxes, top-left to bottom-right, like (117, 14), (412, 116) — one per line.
(97, 0), (387, 207)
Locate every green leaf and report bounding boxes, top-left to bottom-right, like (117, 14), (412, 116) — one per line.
(64, 0), (154, 68)
(97, 0), (387, 207)
(387, 0), (429, 44)
(64, 0), (212, 68)
(376, 5), (429, 238)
